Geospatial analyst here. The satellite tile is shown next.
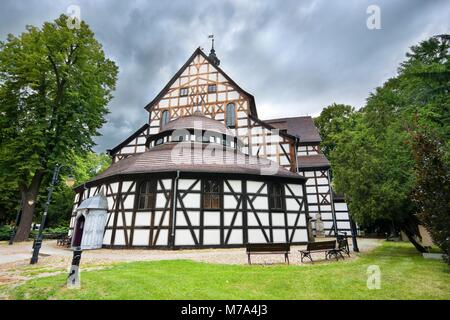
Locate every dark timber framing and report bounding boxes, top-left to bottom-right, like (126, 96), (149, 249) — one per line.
(71, 171), (309, 249)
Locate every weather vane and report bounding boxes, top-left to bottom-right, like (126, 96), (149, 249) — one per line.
(207, 34), (220, 67)
(208, 34), (215, 50)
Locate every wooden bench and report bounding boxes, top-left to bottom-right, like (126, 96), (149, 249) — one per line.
(246, 243), (291, 265)
(299, 240), (344, 263)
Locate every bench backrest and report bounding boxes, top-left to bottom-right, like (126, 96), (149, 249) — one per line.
(246, 243), (290, 253)
(306, 240), (336, 251)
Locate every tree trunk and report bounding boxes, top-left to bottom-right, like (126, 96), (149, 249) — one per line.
(14, 170), (44, 242)
(398, 214), (427, 253)
(401, 227), (427, 253)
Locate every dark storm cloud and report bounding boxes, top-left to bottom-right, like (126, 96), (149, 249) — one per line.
(1, 0), (448, 152)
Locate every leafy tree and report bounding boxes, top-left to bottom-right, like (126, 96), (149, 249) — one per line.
(0, 180), (20, 225)
(411, 126), (450, 263)
(0, 15), (118, 241)
(314, 103), (355, 158)
(330, 35), (449, 252)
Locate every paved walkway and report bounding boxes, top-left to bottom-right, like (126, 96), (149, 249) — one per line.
(0, 238), (382, 267)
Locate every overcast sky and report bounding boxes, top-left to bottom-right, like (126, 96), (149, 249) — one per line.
(1, 0), (449, 152)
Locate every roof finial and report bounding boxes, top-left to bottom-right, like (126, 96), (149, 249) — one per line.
(208, 34), (220, 67)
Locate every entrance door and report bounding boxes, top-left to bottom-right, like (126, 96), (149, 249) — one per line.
(73, 215), (85, 247)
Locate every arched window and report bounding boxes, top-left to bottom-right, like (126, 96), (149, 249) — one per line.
(138, 181), (157, 210)
(268, 183), (284, 211)
(225, 103), (236, 128)
(203, 179), (222, 209)
(161, 110), (170, 127)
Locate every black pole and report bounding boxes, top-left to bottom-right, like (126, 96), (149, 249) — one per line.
(8, 199), (24, 245)
(30, 164), (60, 264)
(350, 217), (359, 252)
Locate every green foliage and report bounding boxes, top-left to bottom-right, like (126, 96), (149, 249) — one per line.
(0, 225), (13, 241)
(314, 103), (355, 158)
(411, 128), (450, 263)
(0, 14), (117, 185)
(0, 187), (19, 225)
(328, 35), (450, 250)
(0, 151), (110, 229)
(30, 152), (111, 228)
(29, 226), (69, 239)
(0, 14), (118, 238)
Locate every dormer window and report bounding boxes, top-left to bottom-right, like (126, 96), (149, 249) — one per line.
(208, 84), (217, 93)
(180, 87), (189, 96)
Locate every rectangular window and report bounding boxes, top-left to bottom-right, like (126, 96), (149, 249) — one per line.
(203, 179), (222, 209)
(208, 84), (217, 93)
(268, 183), (285, 211)
(138, 180), (157, 210)
(180, 87), (189, 96)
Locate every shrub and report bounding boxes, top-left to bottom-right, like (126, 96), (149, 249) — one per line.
(0, 225), (13, 241)
(29, 226), (70, 240)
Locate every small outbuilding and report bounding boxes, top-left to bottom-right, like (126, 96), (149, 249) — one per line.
(72, 193), (109, 250)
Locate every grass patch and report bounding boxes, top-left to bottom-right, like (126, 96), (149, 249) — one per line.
(5, 241), (450, 300)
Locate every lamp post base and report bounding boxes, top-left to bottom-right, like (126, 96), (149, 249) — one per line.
(30, 238), (42, 264)
(8, 230), (16, 245)
(67, 248), (82, 289)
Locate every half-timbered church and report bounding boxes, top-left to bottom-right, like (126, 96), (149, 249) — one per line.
(69, 43), (356, 249)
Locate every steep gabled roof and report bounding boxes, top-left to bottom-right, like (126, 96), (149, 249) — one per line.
(144, 47), (258, 117)
(264, 116), (322, 144)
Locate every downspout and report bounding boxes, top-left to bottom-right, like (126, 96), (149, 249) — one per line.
(349, 216), (360, 252)
(328, 170), (339, 237)
(170, 170), (180, 248)
(297, 136), (313, 241)
(346, 194), (360, 252)
(294, 136), (300, 174)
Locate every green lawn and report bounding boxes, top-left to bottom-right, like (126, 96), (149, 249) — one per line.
(5, 241), (450, 300)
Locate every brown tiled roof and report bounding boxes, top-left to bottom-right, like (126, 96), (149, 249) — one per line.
(298, 154), (330, 169)
(264, 116), (321, 143)
(89, 142), (304, 183)
(162, 114), (234, 136)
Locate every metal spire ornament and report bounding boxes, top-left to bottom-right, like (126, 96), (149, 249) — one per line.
(208, 35), (220, 67)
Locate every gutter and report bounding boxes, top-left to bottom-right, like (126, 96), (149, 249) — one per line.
(294, 136), (300, 174)
(170, 170), (180, 248)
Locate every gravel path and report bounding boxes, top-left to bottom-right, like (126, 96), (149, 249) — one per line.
(0, 238), (381, 267)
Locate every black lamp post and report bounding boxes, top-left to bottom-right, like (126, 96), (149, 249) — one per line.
(30, 164), (75, 264)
